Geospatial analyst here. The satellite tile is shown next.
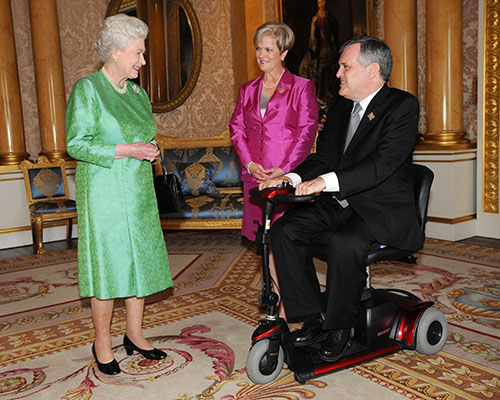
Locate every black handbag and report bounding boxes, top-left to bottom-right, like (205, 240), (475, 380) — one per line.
(154, 152), (185, 213)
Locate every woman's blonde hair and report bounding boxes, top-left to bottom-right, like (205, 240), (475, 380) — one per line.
(254, 22), (295, 53)
(94, 14), (148, 62)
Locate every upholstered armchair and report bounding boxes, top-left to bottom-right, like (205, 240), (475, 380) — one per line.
(19, 156), (77, 254)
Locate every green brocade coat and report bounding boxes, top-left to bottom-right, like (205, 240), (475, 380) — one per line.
(65, 71), (172, 299)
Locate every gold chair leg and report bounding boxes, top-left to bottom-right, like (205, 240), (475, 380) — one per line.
(34, 216), (45, 255)
(66, 218), (73, 242)
(30, 218), (38, 254)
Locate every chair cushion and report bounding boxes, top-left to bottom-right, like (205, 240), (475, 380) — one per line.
(160, 193), (243, 220)
(28, 167), (66, 199)
(164, 146), (242, 188)
(173, 161), (219, 196)
(30, 199), (77, 215)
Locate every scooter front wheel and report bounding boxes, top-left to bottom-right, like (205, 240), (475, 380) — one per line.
(415, 308), (448, 355)
(246, 339), (284, 384)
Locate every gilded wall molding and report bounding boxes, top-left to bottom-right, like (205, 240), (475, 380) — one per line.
(274, 0), (377, 36)
(483, 0), (500, 213)
(427, 215), (476, 224)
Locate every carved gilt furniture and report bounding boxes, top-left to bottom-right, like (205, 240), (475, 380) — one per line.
(19, 156), (77, 254)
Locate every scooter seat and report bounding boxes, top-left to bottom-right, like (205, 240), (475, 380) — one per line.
(308, 231), (418, 266)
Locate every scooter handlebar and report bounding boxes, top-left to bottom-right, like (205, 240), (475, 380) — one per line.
(249, 185), (316, 204)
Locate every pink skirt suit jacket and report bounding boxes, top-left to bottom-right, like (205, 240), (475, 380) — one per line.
(229, 68), (318, 241)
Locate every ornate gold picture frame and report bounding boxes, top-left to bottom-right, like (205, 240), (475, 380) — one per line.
(483, 0), (499, 213)
(276, 0), (376, 103)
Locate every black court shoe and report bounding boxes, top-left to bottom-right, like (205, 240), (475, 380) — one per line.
(92, 344), (121, 375)
(318, 328), (352, 362)
(123, 334), (167, 360)
(291, 313), (328, 346)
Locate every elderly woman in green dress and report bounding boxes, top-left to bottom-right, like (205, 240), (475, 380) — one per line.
(65, 14), (173, 375)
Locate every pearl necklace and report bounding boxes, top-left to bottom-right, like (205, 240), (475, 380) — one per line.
(100, 67), (128, 94)
(262, 68), (285, 89)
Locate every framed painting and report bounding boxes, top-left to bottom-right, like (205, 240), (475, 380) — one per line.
(277, 0), (376, 104)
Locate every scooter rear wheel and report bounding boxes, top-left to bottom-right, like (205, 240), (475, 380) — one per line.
(246, 339), (284, 384)
(415, 308), (448, 355)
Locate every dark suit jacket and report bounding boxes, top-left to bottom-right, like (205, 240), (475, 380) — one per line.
(292, 84), (423, 251)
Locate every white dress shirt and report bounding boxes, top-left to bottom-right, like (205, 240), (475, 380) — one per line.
(286, 85), (384, 192)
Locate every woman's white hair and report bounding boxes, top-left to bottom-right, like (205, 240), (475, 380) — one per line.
(94, 14), (148, 62)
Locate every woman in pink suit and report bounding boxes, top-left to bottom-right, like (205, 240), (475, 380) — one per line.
(229, 22), (318, 242)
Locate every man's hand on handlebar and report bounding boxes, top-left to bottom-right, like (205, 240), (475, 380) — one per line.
(295, 177), (326, 196)
(258, 176), (326, 196)
(259, 175), (292, 190)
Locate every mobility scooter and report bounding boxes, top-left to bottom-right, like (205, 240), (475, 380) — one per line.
(246, 164), (448, 384)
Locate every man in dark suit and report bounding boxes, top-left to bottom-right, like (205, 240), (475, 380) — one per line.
(259, 36), (422, 362)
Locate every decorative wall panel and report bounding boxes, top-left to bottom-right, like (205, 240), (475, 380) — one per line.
(153, 0), (235, 138)
(463, 0), (478, 141)
(58, 0), (106, 98)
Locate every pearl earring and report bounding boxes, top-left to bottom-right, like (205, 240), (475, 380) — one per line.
(113, 58), (118, 63)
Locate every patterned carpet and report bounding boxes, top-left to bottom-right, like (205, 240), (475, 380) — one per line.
(0, 230), (499, 399)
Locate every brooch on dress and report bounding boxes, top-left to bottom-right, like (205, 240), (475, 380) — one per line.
(132, 84), (140, 94)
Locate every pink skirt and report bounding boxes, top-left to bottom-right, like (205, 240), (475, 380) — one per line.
(242, 181), (289, 242)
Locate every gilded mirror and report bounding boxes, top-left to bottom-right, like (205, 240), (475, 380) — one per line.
(106, 0), (202, 112)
